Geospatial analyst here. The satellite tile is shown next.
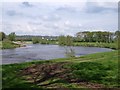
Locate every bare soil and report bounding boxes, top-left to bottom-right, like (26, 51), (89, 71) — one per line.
(20, 62), (104, 88)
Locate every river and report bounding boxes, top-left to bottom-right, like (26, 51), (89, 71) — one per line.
(1, 44), (112, 64)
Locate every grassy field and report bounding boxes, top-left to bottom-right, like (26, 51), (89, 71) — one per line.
(2, 50), (119, 89)
(73, 42), (118, 50)
(0, 41), (20, 49)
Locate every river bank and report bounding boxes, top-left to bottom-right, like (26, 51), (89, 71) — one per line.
(73, 42), (118, 50)
(0, 41), (21, 49)
(2, 50), (119, 89)
(0, 41), (28, 49)
(32, 41), (118, 50)
(0, 40), (118, 50)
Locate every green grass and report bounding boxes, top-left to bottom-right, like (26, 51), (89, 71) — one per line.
(2, 50), (119, 89)
(23, 41), (118, 50)
(0, 41), (20, 49)
(74, 42), (118, 50)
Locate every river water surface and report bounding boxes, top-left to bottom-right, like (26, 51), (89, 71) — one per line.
(1, 44), (112, 64)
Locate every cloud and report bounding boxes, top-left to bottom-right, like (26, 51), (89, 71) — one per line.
(85, 2), (117, 13)
(28, 22), (42, 25)
(64, 20), (82, 28)
(41, 14), (61, 22)
(22, 2), (33, 7)
(1, 1), (118, 36)
(6, 10), (23, 16)
(56, 6), (76, 13)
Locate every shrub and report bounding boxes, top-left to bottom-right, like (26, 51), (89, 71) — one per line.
(32, 38), (39, 44)
(65, 47), (75, 58)
(2, 40), (20, 49)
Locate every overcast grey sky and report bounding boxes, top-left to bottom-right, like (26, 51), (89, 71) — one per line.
(0, 0), (118, 36)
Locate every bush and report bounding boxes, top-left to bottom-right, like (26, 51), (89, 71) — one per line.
(32, 38), (39, 44)
(58, 35), (73, 46)
(1, 40), (20, 49)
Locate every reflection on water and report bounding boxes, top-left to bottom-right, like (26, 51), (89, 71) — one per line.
(1, 44), (112, 64)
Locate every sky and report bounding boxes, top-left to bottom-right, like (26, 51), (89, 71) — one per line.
(0, 0), (119, 36)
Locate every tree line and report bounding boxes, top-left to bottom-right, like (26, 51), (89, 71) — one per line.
(75, 31), (120, 43)
(58, 31), (120, 46)
(0, 32), (16, 41)
(15, 35), (57, 41)
(0, 31), (120, 45)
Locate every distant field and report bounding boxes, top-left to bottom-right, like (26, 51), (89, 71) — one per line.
(29, 41), (118, 50)
(73, 42), (118, 50)
(2, 50), (119, 89)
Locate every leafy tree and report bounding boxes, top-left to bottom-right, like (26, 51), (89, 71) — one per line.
(58, 35), (74, 57)
(40, 38), (49, 44)
(86, 32), (94, 42)
(8, 32), (16, 41)
(32, 37), (39, 44)
(115, 31), (120, 40)
(108, 32), (114, 43)
(0, 32), (6, 41)
(66, 35), (73, 46)
(82, 31), (89, 42)
(58, 35), (66, 45)
(76, 32), (84, 42)
(115, 31), (120, 49)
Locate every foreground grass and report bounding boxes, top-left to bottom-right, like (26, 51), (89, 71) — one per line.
(2, 50), (119, 89)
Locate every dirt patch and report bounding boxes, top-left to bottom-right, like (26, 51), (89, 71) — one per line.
(20, 62), (105, 88)
(20, 62), (70, 83)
